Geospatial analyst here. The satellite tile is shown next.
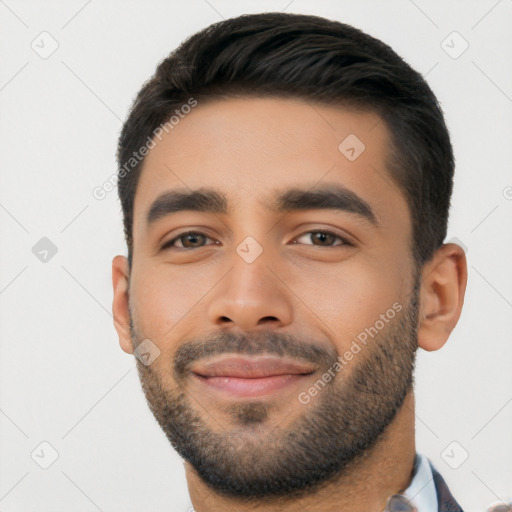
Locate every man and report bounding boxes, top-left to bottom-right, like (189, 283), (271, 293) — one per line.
(112, 12), (467, 512)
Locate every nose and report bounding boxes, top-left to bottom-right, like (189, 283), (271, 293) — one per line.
(206, 248), (293, 332)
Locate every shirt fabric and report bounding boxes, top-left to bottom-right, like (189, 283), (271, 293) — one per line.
(403, 452), (439, 512)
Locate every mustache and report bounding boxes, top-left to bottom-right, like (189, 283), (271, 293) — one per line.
(172, 330), (339, 381)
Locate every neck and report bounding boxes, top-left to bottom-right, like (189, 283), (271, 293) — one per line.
(186, 391), (417, 512)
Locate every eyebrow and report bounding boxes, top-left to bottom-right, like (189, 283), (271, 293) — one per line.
(146, 184), (379, 228)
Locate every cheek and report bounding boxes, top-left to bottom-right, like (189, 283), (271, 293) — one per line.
(293, 258), (408, 344)
(130, 263), (215, 340)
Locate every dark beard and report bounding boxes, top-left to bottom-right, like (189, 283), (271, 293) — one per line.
(131, 276), (419, 501)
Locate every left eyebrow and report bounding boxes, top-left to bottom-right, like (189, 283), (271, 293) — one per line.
(269, 183), (379, 227)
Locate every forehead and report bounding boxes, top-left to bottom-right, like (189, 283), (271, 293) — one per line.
(133, 96), (409, 235)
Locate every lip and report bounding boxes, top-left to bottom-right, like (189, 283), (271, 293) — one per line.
(190, 356), (316, 398)
(191, 356), (317, 378)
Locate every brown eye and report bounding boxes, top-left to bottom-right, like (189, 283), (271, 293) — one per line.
(293, 230), (351, 247)
(161, 231), (215, 250)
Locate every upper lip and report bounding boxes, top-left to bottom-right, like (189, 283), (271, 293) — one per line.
(191, 356), (317, 378)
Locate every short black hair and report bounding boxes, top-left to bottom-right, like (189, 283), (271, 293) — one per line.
(117, 12), (454, 270)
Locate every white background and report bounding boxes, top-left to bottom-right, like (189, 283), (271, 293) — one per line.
(0, 1), (511, 511)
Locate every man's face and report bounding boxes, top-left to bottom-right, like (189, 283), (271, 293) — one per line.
(126, 97), (419, 498)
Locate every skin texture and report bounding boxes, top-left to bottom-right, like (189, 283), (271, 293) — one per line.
(112, 96), (468, 512)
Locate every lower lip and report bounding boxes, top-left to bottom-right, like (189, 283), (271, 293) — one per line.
(192, 373), (311, 397)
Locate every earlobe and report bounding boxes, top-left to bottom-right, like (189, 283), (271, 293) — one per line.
(112, 255), (134, 354)
(417, 243), (468, 352)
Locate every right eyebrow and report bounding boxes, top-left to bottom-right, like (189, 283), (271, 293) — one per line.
(146, 189), (227, 227)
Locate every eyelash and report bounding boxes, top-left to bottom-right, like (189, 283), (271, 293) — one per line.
(160, 229), (353, 251)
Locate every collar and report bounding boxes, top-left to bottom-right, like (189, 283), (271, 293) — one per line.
(402, 452), (438, 511)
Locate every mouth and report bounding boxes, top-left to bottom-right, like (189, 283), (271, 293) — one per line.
(190, 356), (316, 398)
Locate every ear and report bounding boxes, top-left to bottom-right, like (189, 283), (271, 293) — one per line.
(112, 255), (134, 354)
(417, 243), (468, 352)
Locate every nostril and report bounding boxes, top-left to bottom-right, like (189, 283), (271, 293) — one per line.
(258, 316), (279, 324)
